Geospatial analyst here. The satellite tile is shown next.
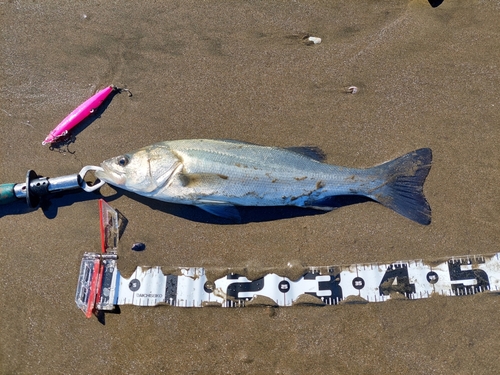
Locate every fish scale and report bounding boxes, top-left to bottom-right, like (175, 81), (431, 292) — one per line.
(169, 146), (348, 207)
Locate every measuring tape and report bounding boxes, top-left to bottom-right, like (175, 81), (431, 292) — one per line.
(75, 200), (499, 317)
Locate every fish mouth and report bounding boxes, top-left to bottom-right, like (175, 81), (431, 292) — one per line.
(95, 164), (126, 186)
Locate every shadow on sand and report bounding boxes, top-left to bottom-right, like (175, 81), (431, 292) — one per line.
(1, 185), (371, 224)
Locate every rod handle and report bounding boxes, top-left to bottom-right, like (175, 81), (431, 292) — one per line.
(0, 183), (18, 205)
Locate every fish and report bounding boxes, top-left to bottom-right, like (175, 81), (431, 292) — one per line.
(95, 139), (432, 224)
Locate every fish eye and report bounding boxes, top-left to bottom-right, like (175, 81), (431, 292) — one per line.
(117, 155), (130, 167)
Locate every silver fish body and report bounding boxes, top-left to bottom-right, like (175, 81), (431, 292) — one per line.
(96, 139), (432, 224)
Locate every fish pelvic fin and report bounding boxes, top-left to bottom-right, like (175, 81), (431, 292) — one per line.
(196, 200), (241, 222)
(367, 148), (432, 225)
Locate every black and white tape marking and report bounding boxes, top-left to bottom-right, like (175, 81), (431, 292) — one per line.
(76, 252), (500, 314)
(75, 201), (500, 316)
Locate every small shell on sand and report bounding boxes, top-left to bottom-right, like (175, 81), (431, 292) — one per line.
(307, 36), (322, 44)
(347, 86), (358, 94)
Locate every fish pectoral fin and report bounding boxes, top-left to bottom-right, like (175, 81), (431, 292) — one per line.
(196, 200), (241, 221)
(149, 162), (184, 193)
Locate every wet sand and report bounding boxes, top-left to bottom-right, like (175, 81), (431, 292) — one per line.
(1, 1), (499, 374)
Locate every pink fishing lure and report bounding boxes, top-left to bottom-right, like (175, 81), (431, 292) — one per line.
(42, 85), (117, 145)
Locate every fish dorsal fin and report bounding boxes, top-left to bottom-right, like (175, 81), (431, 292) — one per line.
(285, 146), (327, 162)
(218, 139), (327, 161)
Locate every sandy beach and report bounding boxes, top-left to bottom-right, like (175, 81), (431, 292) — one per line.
(1, 1), (499, 374)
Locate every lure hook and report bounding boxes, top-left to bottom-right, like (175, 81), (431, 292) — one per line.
(116, 86), (133, 97)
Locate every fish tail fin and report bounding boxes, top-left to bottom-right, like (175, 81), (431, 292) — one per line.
(367, 148), (432, 225)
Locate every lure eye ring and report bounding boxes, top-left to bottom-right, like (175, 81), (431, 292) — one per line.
(117, 155), (130, 167)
